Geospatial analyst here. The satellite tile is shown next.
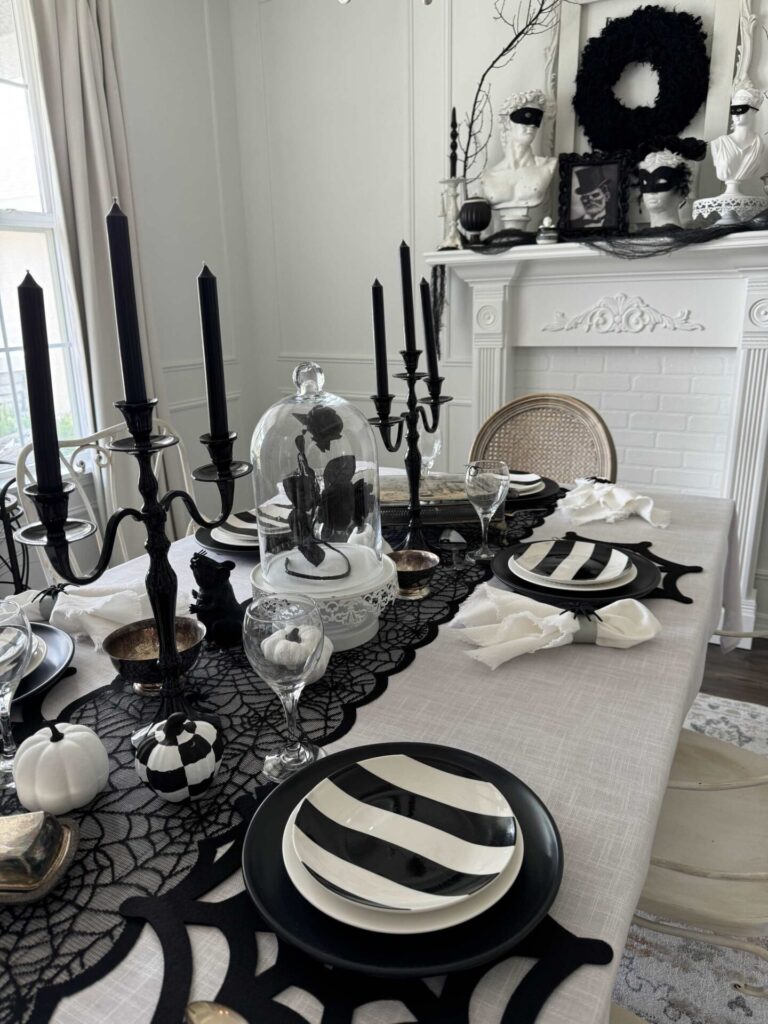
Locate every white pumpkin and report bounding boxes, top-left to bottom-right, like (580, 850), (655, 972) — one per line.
(14, 722), (109, 815)
(261, 625), (323, 671)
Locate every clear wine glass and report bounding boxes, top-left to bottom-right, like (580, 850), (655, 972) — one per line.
(465, 459), (510, 562)
(421, 426), (442, 478)
(243, 594), (325, 783)
(0, 598), (33, 791)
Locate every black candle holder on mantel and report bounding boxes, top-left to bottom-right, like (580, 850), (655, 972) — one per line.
(369, 243), (452, 552)
(15, 203), (251, 726)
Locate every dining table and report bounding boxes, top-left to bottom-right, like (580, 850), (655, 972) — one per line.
(1, 488), (740, 1024)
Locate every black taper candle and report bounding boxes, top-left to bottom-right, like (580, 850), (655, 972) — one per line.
(18, 273), (63, 494)
(372, 279), (389, 398)
(198, 265), (229, 438)
(450, 106), (458, 178)
(399, 241), (417, 355)
(106, 201), (148, 404)
(420, 278), (439, 381)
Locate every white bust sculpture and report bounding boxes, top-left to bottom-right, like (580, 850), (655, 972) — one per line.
(480, 90), (556, 231)
(638, 149), (689, 229)
(711, 84), (766, 195)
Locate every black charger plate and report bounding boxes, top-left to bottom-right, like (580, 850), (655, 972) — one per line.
(492, 544), (661, 610)
(194, 526), (260, 556)
(242, 741), (562, 977)
(12, 623), (75, 706)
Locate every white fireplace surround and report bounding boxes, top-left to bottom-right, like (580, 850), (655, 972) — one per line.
(426, 232), (768, 635)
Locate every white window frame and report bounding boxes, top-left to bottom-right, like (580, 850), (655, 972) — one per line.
(0, 0), (92, 477)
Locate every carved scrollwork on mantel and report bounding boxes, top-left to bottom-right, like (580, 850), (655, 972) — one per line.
(542, 293), (705, 334)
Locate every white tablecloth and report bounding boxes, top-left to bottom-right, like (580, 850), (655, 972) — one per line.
(41, 490), (739, 1024)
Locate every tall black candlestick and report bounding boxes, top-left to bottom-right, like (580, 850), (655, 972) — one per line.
(106, 201), (148, 404)
(420, 278), (439, 381)
(450, 106), (458, 178)
(372, 279), (389, 398)
(198, 265), (229, 438)
(399, 241), (417, 355)
(18, 274), (63, 494)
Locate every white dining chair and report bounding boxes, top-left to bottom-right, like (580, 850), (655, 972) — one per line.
(15, 419), (196, 584)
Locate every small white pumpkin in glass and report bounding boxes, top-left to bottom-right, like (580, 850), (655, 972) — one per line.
(14, 722), (109, 815)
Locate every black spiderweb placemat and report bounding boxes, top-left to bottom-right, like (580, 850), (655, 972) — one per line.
(1, 508), (601, 1023)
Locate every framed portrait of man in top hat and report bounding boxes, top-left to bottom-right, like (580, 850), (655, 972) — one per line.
(558, 152), (630, 239)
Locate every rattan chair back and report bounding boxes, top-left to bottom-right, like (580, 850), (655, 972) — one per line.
(469, 393), (616, 485)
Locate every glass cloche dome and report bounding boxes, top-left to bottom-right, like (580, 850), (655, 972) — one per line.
(250, 362), (383, 591)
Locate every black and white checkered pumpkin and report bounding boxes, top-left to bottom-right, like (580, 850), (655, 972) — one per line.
(135, 712), (223, 803)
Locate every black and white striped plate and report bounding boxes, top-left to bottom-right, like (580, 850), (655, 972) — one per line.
(284, 803), (525, 934)
(510, 540), (631, 585)
(292, 753), (517, 913)
(210, 509), (261, 548)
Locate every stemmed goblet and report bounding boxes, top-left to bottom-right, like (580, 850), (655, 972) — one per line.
(243, 594), (325, 783)
(465, 459), (510, 562)
(0, 598), (33, 791)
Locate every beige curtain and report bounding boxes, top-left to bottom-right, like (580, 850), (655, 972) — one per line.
(28, 0), (184, 553)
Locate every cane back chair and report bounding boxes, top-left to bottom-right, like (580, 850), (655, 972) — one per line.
(469, 393), (616, 485)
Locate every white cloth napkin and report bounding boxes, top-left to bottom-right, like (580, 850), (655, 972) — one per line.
(450, 583), (661, 669)
(558, 478), (670, 528)
(16, 584), (191, 650)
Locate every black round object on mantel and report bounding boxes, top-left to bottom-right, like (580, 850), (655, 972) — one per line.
(572, 5), (710, 153)
(459, 196), (493, 239)
(242, 741), (563, 977)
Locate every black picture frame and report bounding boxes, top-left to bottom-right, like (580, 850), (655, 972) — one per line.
(558, 152), (630, 240)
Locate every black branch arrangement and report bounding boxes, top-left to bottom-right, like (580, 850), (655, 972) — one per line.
(460, 0), (561, 181)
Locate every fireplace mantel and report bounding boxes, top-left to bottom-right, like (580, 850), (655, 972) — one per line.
(426, 231), (768, 634)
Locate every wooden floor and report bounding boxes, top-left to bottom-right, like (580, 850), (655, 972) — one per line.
(702, 638), (768, 707)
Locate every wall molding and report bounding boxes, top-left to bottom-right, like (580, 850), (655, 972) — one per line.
(163, 355), (238, 373)
(168, 390), (241, 414)
(542, 294), (705, 335)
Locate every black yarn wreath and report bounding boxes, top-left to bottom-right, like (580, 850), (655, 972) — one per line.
(573, 5), (710, 153)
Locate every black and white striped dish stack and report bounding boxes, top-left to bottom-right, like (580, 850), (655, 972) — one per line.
(292, 753), (517, 912)
(512, 539), (631, 585)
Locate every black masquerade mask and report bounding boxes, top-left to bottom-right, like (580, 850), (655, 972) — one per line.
(730, 104), (756, 116)
(509, 106), (543, 127)
(638, 165), (688, 194)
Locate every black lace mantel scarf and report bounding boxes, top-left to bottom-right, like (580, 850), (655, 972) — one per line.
(1, 508), (705, 1024)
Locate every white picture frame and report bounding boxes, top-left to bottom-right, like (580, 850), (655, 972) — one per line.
(554, 0), (741, 156)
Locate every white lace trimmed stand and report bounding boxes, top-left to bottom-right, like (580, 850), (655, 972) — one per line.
(250, 548), (398, 651)
(426, 231), (768, 640)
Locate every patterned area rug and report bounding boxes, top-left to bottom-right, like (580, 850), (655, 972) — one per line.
(612, 693), (768, 1024)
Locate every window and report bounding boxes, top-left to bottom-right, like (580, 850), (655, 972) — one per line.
(0, 0), (88, 468)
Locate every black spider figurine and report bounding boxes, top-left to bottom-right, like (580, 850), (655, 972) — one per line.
(189, 550), (245, 647)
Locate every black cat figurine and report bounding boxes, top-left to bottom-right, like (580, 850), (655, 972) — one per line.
(189, 551), (246, 647)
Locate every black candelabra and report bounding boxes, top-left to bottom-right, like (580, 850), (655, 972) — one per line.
(369, 243), (452, 552)
(17, 404), (250, 719)
(15, 203), (251, 722)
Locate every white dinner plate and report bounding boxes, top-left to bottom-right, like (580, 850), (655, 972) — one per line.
(283, 802), (525, 934)
(23, 633), (47, 678)
(506, 557), (638, 592)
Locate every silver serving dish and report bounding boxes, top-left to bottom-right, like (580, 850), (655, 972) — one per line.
(0, 811), (79, 905)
